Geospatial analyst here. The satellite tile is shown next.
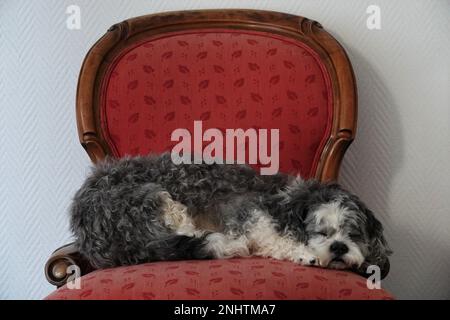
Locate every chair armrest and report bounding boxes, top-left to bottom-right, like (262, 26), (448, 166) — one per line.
(44, 242), (94, 287)
(354, 258), (390, 280)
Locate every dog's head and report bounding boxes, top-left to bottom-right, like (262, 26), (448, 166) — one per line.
(277, 180), (392, 278)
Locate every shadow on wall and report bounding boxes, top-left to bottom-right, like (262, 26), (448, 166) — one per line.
(394, 225), (450, 299)
(333, 37), (450, 299)
(335, 45), (405, 295)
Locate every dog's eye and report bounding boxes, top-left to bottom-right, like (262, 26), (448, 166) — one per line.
(316, 231), (327, 237)
(349, 233), (361, 239)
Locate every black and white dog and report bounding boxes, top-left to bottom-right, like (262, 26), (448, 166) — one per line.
(71, 153), (392, 278)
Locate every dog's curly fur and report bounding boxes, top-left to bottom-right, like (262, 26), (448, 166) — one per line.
(71, 153), (392, 278)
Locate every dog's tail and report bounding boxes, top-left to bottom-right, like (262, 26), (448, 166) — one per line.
(144, 232), (216, 262)
(148, 232), (250, 263)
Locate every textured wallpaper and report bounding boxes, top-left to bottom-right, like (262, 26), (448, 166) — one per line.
(0, 0), (449, 299)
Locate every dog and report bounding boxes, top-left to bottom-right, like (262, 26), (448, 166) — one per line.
(70, 153), (392, 278)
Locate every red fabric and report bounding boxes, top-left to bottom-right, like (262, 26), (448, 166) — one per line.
(45, 258), (393, 300)
(101, 29), (332, 178)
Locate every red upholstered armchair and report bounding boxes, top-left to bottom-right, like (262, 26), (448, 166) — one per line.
(45, 10), (392, 300)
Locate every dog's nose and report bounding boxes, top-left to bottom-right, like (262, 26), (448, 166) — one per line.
(330, 241), (349, 256)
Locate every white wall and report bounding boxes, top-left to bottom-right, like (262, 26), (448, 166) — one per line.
(0, 0), (449, 299)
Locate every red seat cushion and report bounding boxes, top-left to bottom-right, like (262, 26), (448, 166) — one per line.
(45, 258), (393, 300)
(102, 29), (332, 178)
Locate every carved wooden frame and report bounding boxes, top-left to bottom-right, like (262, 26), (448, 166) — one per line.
(46, 9), (357, 287)
(77, 9), (357, 181)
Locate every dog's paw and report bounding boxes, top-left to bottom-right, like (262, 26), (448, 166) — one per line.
(295, 250), (320, 266)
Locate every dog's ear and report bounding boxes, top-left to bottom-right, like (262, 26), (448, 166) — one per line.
(282, 180), (314, 221)
(359, 208), (392, 279)
(263, 181), (312, 243)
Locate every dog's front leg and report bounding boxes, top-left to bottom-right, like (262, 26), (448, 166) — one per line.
(204, 233), (251, 259)
(291, 245), (321, 266)
(245, 212), (321, 266)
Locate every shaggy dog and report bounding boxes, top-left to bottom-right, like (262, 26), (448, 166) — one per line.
(71, 153), (392, 278)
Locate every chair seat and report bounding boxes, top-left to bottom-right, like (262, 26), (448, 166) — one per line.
(44, 258), (393, 300)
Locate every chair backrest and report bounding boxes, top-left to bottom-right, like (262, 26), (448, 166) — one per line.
(76, 9), (357, 181)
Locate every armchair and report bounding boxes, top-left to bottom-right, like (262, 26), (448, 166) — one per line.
(45, 9), (392, 299)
